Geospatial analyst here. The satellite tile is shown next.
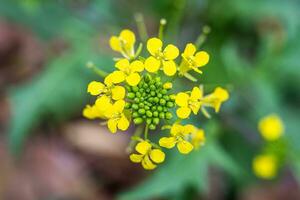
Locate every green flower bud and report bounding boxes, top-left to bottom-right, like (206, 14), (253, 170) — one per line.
(157, 93), (162, 98)
(132, 104), (139, 110)
(136, 92), (141, 97)
(152, 106), (157, 111)
(132, 86), (139, 92)
(146, 110), (153, 117)
(153, 118), (160, 125)
(159, 99), (166, 105)
(150, 91), (156, 96)
(132, 112), (139, 118)
(150, 85), (156, 90)
(165, 112), (173, 119)
(159, 112), (165, 119)
(133, 118), (143, 124)
(127, 92), (135, 99)
(138, 108), (146, 115)
(145, 105), (150, 110)
(149, 124), (156, 130)
(125, 102), (131, 109)
(163, 95), (170, 101)
(134, 97), (140, 103)
(167, 101), (174, 108)
(153, 111), (158, 117)
(153, 97), (159, 103)
(157, 106), (163, 112)
(161, 89), (167, 94)
(146, 118), (152, 124)
(139, 103), (144, 108)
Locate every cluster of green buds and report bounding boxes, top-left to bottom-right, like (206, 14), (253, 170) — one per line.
(125, 75), (174, 130)
(83, 18), (230, 170)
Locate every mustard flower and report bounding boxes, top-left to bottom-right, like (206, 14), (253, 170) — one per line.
(200, 87), (230, 113)
(252, 154), (277, 179)
(159, 124), (196, 154)
(109, 29), (136, 58)
(112, 59), (144, 86)
(104, 100), (130, 133)
(130, 141), (165, 170)
(145, 37), (179, 76)
(258, 114), (284, 141)
(179, 43), (210, 75)
(175, 87), (202, 119)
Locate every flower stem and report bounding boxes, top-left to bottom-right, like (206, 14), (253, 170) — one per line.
(195, 25), (211, 49)
(86, 62), (108, 77)
(134, 13), (148, 43)
(144, 124), (149, 140)
(126, 125), (144, 153)
(158, 18), (167, 40)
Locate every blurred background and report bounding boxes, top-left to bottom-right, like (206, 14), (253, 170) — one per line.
(0, 0), (299, 199)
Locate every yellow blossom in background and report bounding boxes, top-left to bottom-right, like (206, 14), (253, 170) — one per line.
(113, 59), (144, 86)
(104, 100), (130, 133)
(191, 128), (205, 148)
(109, 29), (136, 58)
(179, 43), (210, 75)
(130, 141), (165, 170)
(258, 114), (284, 141)
(252, 154), (277, 179)
(145, 37), (179, 76)
(175, 87), (202, 119)
(159, 124), (195, 154)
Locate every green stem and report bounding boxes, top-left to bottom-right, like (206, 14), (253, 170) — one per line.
(158, 18), (167, 40)
(195, 25), (211, 49)
(144, 124), (149, 140)
(134, 13), (148, 43)
(86, 62), (108, 77)
(126, 125), (144, 153)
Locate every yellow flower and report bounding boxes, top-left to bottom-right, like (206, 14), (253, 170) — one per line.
(109, 29), (136, 58)
(145, 37), (179, 76)
(191, 128), (205, 148)
(175, 87), (202, 119)
(82, 104), (104, 119)
(258, 114), (284, 141)
(200, 87), (229, 113)
(104, 100), (130, 133)
(87, 78), (125, 101)
(130, 141), (165, 170)
(112, 59), (144, 86)
(252, 154), (277, 179)
(179, 43), (209, 74)
(159, 124), (195, 154)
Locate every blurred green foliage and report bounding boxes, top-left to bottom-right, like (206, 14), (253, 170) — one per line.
(1, 0), (300, 199)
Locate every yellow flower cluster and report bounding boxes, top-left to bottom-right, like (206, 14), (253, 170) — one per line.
(252, 114), (285, 179)
(83, 25), (229, 170)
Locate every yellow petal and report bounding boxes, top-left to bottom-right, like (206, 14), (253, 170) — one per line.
(142, 154), (157, 170)
(95, 95), (111, 111)
(111, 86), (125, 100)
(109, 36), (121, 51)
(129, 154), (143, 163)
(191, 87), (202, 100)
(87, 81), (105, 95)
(109, 71), (126, 84)
(194, 51), (209, 67)
(107, 119), (118, 133)
(175, 93), (189, 107)
(183, 124), (195, 135)
(177, 140), (194, 154)
(162, 60), (177, 76)
(135, 141), (151, 155)
(213, 87), (229, 101)
(163, 44), (179, 60)
(159, 137), (176, 149)
(147, 37), (162, 56)
(190, 102), (201, 115)
(130, 60), (144, 72)
(176, 107), (191, 119)
(115, 59), (130, 71)
(117, 114), (130, 131)
(82, 105), (97, 119)
(145, 56), (161, 73)
(163, 82), (173, 89)
(170, 124), (183, 135)
(113, 100), (125, 113)
(126, 72), (141, 86)
(120, 29), (136, 46)
(183, 43), (196, 57)
(191, 129), (206, 148)
(150, 149), (165, 163)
